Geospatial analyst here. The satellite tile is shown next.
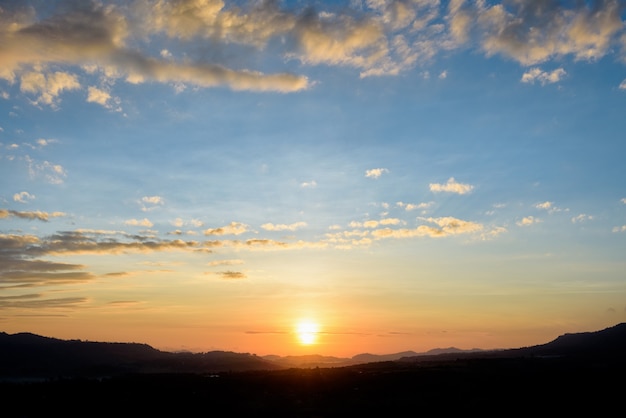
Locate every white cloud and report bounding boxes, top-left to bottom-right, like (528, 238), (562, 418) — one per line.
(535, 201), (567, 214)
(619, 79), (626, 90)
(621, 198), (626, 204)
(141, 195), (164, 211)
(429, 177), (473, 194)
(13, 191), (35, 203)
(535, 201), (553, 210)
(25, 156), (67, 184)
(571, 214), (593, 223)
(124, 218), (154, 228)
(300, 180), (317, 188)
(438, 70), (447, 79)
(20, 71), (80, 107)
(517, 216), (539, 226)
(398, 201), (434, 211)
(365, 168), (389, 179)
(371, 216), (484, 239)
(612, 225), (626, 233)
(261, 222), (307, 231)
(521, 68), (566, 85)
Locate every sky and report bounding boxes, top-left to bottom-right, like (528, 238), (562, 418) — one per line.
(1, 0), (626, 357)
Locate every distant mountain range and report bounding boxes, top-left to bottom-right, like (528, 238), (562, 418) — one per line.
(263, 347), (484, 368)
(2, 323), (625, 378)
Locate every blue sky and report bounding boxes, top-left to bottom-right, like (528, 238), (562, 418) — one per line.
(1, 0), (626, 356)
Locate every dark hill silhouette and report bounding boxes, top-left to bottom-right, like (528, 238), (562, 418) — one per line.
(398, 322), (626, 364)
(2, 323), (625, 378)
(0, 332), (280, 378)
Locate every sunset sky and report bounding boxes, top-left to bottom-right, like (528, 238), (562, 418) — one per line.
(1, 0), (626, 357)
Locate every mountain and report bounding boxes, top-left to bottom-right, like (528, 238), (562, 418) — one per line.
(263, 348), (483, 368)
(398, 322), (626, 364)
(2, 323), (625, 378)
(0, 332), (281, 378)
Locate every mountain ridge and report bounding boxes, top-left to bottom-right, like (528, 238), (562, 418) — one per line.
(2, 322), (625, 377)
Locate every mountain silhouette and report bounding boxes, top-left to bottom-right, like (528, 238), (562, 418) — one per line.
(2, 323), (625, 378)
(0, 332), (280, 378)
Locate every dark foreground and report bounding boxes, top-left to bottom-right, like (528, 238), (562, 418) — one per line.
(3, 356), (623, 417)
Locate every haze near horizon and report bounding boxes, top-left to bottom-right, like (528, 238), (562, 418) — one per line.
(1, 0), (625, 358)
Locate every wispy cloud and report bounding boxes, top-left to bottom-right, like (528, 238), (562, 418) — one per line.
(0, 209), (65, 221)
(535, 201), (568, 214)
(217, 271), (247, 280)
(371, 216), (484, 239)
(25, 156), (66, 184)
(365, 168), (389, 179)
(261, 222), (307, 232)
(140, 196), (164, 211)
(124, 218), (154, 228)
(517, 216), (540, 227)
(429, 178), (473, 194)
(204, 222), (248, 236)
(397, 201), (434, 212)
(207, 259), (244, 267)
(571, 214), (593, 223)
(13, 191), (35, 203)
(20, 71), (80, 107)
(521, 68), (566, 85)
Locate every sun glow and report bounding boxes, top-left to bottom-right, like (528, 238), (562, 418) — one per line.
(296, 320), (320, 345)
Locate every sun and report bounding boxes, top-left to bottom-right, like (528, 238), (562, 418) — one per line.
(296, 320), (320, 345)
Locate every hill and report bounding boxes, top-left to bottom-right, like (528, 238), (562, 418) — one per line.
(0, 332), (280, 378)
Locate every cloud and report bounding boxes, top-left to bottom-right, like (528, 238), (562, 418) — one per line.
(365, 168), (389, 179)
(0, 1), (308, 95)
(140, 195), (164, 211)
(571, 214), (593, 223)
(13, 191), (35, 203)
(429, 177), (473, 194)
(261, 222), (307, 232)
(397, 201), (434, 211)
(535, 201), (567, 214)
(476, 0), (624, 65)
(204, 222), (248, 236)
(124, 218), (154, 228)
(87, 86), (118, 109)
(621, 198), (626, 204)
(535, 201), (554, 210)
(20, 71), (80, 107)
(0, 209), (65, 221)
(0, 295), (88, 309)
(300, 180), (317, 188)
(613, 225), (626, 233)
(207, 259), (244, 267)
(521, 68), (566, 85)
(517, 216), (539, 227)
(1, 0), (623, 102)
(25, 156), (66, 184)
(371, 216), (484, 239)
(620, 79), (626, 90)
(217, 271), (247, 280)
